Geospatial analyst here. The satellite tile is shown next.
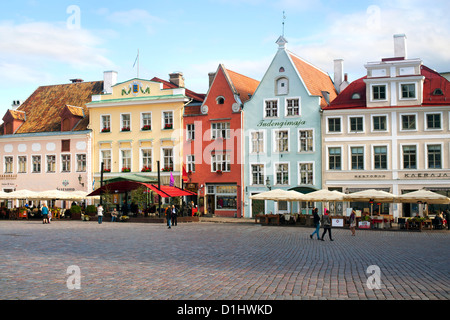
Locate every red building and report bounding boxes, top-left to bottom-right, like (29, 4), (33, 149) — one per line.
(183, 64), (259, 217)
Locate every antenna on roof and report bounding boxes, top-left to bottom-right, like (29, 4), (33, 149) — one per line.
(133, 49), (140, 78)
(282, 11), (286, 36)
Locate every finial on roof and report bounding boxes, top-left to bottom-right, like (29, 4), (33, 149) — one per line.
(276, 35), (288, 49)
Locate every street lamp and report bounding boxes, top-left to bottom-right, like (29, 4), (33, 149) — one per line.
(266, 176), (271, 190)
(78, 174), (84, 187)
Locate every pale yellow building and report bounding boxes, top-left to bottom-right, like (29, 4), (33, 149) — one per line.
(87, 71), (203, 190)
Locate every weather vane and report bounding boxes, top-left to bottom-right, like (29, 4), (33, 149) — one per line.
(282, 11), (286, 36)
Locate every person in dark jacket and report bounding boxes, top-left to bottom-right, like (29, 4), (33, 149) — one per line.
(321, 209), (333, 241)
(171, 205), (178, 226)
(445, 210), (450, 230)
(310, 208), (321, 240)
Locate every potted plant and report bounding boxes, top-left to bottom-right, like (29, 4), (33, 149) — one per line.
(141, 125), (151, 131)
(85, 205), (97, 217)
(121, 126), (130, 132)
(101, 127), (110, 133)
(141, 166), (151, 172)
(122, 167), (131, 172)
(164, 123), (173, 129)
(162, 167), (173, 172)
(103, 168), (111, 173)
(70, 205), (82, 220)
(216, 170), (223, 174)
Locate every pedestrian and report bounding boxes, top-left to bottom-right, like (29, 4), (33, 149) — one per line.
(41, 203), (49, 224)
(172, 205), (178, 226)
(166, 206), (172, 229)
(47, 205), (52, 223)
(310, 208), (321, 240)
(97, 204), (103, 224)
(349, 209), (356, 236)
(321, 209), (333, 241)
(111, 208), (118, 222)
(445, 210), (450, 230)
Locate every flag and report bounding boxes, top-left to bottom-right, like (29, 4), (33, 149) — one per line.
(169, 172), (175, 187)
(133, 50), (139, 68)
(182, 166), (188, 183)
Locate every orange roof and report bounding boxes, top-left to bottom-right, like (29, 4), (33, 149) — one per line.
(224, 68), (260, 103)
(2, 81), (103, 134)
(288, 51), (337, 107)
(7, 110), (26, 121)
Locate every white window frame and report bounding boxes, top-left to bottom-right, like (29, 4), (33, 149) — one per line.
(348, 145), (366, 171)
(371, 114), (389, 133)
(46, 154), (56, 173)
(61, 153), (71, 173)
(186, 123), (195, 141)
(326, 116), (343, 134)
(162, 110), (174, 130)
(100, 149), (112, 172)
(186, 154), (195, 173)
(4, 156), (13, 174)
(211, 153), (231, 172)
(120, 149), (132, 172)
(326, 145), (343, 171)
(399, 113), (418, 132)
(141, 112), (152, 131)
(249, 130), (266, 154)
(399, 82), (417, 101)
(370, 83), (388, 102)
(298, 161), (315, 186)
(400, 143), (419, 170)
(76, 153), (87, 172)
(273, 128), (290, 153)
(285, 97), (301, 117)
(140, 148), (152, 172)
(425, 142), (444, 170)
(424, 112), (443, 131)
(100, 114), (111, 132)
(371, 144), (389, 170)
(211, 122), (230, 140)
(120, 113), (131, 131)
(250, 163), (265, 186)
(274, 162), (290, 186)
(298, 128), (315, 153)
(18, 155), (27, 174)
(263, 98), (279, 118)
(348, 115), (365, 134)
(31, 155), (42, 174)
(161, 147), (174, 171)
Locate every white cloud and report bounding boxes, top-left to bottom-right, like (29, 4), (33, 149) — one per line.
(103, 9), (164, 34)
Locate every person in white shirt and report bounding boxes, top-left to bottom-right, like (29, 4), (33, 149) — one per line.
(97, 204), (103, 224)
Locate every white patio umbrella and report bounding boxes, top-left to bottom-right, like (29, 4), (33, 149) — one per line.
(345, 189), (397, 202)
(36, 189), (82, 200)
(0, 191), (12, 199)
(305, 189), (346, 202)
(6, 189), (40, 199)
(250, 189), (311, 201)
(396, 189), (450, 205)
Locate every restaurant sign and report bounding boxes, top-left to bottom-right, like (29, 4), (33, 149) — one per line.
(403, 172), (450, 179)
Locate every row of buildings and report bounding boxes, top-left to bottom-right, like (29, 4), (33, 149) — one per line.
(1, 34), (449, 219)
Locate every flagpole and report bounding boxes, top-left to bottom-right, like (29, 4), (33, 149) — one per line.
(137, 49), (139, 78)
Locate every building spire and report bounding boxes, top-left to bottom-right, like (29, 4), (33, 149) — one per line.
(282, 11), (286, 37)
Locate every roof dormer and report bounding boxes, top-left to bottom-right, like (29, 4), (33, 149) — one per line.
(60, 105), (84, 131)
(2, 109), (26, 135)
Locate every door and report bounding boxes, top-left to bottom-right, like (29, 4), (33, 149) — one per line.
(251, 195), (265, 217)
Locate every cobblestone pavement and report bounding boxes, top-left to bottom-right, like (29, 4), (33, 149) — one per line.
(0, 219), (449, 301)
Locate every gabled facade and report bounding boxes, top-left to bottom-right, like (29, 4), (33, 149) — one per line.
(0, 80), (103, 202)
(322, 34), (450, 218)
(87, 71), (204, 193)
(243, 36), (337, 218)
(183, 64), (259, 217)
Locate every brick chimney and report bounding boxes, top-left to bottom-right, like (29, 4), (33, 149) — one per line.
(208, 72), (216, 88)
(169, 72), (185, 88)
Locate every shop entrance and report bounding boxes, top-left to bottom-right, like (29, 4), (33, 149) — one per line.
(251, 196), (265, 217)
(206, 195), (215, 216)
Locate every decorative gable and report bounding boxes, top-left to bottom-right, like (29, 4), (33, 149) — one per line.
(60, 105), (85, 131)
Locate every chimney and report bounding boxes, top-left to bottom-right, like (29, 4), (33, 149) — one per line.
(334, 59), (344, 93)
(11, 100), (22, 110)
(103, 71), (118, 94)
(70, 79), (83, 83)
(394, 34), (407, 59)
(169, 72), (185, 88)
(208, 72), (216, 88)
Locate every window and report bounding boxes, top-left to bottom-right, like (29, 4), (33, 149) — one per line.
(402, 145), (416, 169)
(163, 111), (173, 129)
(141, 149), (152, 171)
(328, 148), (341, 170)
(401, 115), (416, 130)
(286, 98), (300, 116)
(216, 185), (237, 210)
(372, 85), (386, 100)
(101, 115), (111, 132)
(275, 130), (289, 152)
(47, 155), (56, 173)
(75, 154), (86, 172)
(18, 156), (27, 173)
(374, 146), (387, 170)
(426, 113), (441, 130)
(121, 150), (131, 172)
(265, 100), (278, 117)
(162, 148), (173, 171)
(121, 114), (131, 131)
(211, 122), (230, 139)
(211, 153), (231, 172)
(433, 88), (443, 95)
(141, 112), (152, 130)
(61, 154), (71, 172)
(216, 96), (225, 104)
(276, 78), (288, 95)
(251, 164), (264, 185)
(62, 140), (70, 152)
(401, 83), (416, 99)
(299, 163), (314, 185)
(351, 147), (364, 170)
(276, 163), (289, 185)
(186, 155), (195, 173)
(328, 118), (341, 133)
(427, 145), (442, 169)
(251, 131), (264, 154)
(373, 116), (387, 131)
(4, 156), (13, 173)
(349, 117), (364, 132)
(299, 130), (313, 152)
(101, 150), (111, 172)
(187, 124), (195, 140)
(32, 155), (41, 173)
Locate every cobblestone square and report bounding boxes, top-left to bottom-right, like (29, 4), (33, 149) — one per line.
(0, 220), (449, 301)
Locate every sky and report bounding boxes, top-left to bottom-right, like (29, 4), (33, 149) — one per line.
(1, 0), (450, 116)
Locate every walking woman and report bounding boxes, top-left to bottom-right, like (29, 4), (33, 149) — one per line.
(321, 209), (333, 241)
(41, 203), (49, 224)
(310, 208), (321, 240)
(349, 209), (356, 236)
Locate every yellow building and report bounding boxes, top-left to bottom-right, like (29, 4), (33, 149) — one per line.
(87, 71), (204, 190)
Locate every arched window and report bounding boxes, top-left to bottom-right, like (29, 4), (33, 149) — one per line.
(216, 96), (225, 104)
(276, 77), (288, 95)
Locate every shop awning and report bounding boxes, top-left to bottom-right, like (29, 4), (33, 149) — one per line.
(88, 181), (196, 198)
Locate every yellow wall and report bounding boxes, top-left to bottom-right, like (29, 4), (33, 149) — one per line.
(88, 79), (187, 188)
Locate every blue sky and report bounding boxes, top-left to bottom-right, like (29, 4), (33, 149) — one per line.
(1, 0), (450, 116)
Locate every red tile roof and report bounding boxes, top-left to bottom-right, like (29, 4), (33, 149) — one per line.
(288, 52), (337, 107)
(224, 68), (260, 103)
(1, 81), (103, 134)
(323, 76), (367, 110)
(150, 77), (205, 103)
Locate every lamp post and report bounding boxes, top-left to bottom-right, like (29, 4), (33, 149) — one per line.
(266, 176), (271, 190)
